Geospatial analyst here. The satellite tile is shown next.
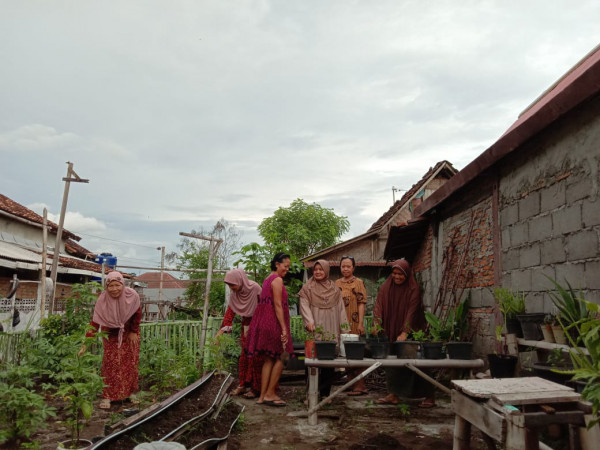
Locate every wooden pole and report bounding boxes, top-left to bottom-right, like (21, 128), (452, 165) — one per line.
(158, 246), (165, 302)
(49, 162), (88, 313)
(405, 363), (451, 395)
(40, 209), (48, 319)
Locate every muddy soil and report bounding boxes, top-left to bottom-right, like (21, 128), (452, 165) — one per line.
(30, 370), (491, 450)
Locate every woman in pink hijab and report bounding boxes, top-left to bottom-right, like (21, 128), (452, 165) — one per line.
(79, 271), (141, 409)
(217, 269), (262, 398)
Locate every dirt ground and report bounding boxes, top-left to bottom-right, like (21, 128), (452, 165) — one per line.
(29, 369), (493, 450)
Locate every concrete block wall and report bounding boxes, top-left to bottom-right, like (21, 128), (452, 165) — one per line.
(499, 97), (600, 309)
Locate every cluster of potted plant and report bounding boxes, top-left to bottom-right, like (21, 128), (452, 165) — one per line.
(340, 323), (367, 360)
(547, 277), (590, 347)
(300, 325), (338, 360)
(493, 287), (526, 337)
(366, 323), (390, 359)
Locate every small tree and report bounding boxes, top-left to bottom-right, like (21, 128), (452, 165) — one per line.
(257, 198), (350, 259)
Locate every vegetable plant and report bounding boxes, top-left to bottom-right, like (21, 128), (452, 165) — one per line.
(494, 288), (526, 319)
(424, 312), (452, 342)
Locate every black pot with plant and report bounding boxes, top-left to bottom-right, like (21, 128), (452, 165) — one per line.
(314, 327), (337, 360)
(494, 288), (526, 338)
(423, 311), (452, 359)
(366, 323), (389, 359)
(445, 298), (474, 360)
(487, 325), (518, 378)
(532, 348), (573, 385)
(546, 277), (590, 347)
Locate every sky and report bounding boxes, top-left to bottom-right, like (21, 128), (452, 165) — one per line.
(1, 1), (599, 273)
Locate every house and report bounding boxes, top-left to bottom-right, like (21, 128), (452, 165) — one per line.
(301, 161), (458, 293)
(133, 272), (189, 321)
(386, 44), (600, 355)
(0, 193), (103, 329)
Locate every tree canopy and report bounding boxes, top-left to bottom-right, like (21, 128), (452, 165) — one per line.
(257, 198), (350, 259)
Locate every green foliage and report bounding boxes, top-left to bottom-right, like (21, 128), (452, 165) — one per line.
(546, 277), (589, 328)
(424, 312), (452, 342)
(449, 297), (470, 342)
(257, 198), (350, 259)
(494, 288), (526, 319)
(408, 329), (427, 342)
(565, 301), (600, 427)
(396, 403), (411, 418)
(0, 382), (56, 445)
(139, 335), (180, 397)
(52, 334), (104, 445)
(203, 333), (241, 373)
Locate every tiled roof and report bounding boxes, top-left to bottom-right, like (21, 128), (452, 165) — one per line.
(303, 260), (390, 268)
(367, 160), (457, 232)
(0, 193), (79, 241)
(64, 239), (96, 259)
(134, 272), (188, 289)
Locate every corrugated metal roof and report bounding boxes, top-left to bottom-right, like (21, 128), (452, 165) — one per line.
(0, 240), (41, 263)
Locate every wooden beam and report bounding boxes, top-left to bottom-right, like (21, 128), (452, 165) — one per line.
(451, 390), (505, 442)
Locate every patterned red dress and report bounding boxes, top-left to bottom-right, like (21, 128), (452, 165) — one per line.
(86, 307), (142, 401)
(220, 306), (264, 393)
(245, 273), (293, 359)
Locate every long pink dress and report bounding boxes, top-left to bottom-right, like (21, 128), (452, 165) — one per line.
(245, 273), (293, 358)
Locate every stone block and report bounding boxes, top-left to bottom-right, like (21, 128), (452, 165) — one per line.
(502, 248), (520, 271)
(528, 214), (553, 241)
(582, 289), (600, 305)
(584, 260), (600, 290)
(500, 203), (519, 227)
(566, 176), (593, 204)
(531, 266), (556, 292)
(566, 229), (599, 261)
(520, 243), (541, 268)
(480, 287), (496, 307)
(552, 204), (582, 235)
(501, 227), (511, 248)
(511, 269), (532, 291)
(540, 237), (566, 265)
(555, 262), (585, 288)
(501, 271), (512, 287)
(541, 181), (566, 212)
(582, 198), (600, 228)
(524, 292), (545, 312)
(509, 221), (529, 246)
(518, 191), (541, 220)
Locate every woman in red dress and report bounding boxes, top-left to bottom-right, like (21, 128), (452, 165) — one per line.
(217, 269), (262, 398)
(245, 252), (293, 407)
(79, 271), (141, 409)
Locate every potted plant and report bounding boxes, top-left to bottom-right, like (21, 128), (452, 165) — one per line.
(340, 323), (365, 360)
(547, 277), (590, 347)
(541, 314), (556, 343)
(423, 311), (452, 359)
(314, 327), (337, 360)
(53, 335), (104, 449)
(532, 348), (573, 385)
(494, 288), (525, 337)
(551, 313), (568, 345)
(393, 329), (421, 359)
(367, 323), (389, 359)
(446, 298), (473, 360)
(487, 325), (518, 378)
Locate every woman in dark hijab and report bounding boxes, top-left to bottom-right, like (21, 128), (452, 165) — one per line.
(373, 259), (435, 407)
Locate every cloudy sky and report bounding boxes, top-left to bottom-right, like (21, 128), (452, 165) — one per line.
(1, 1), (599, 272)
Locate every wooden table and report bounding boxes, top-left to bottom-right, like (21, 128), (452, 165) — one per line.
(451, 377), (586, 450)
(304, 357), (484, 425)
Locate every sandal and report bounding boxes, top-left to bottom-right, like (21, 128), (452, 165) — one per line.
(347, 390), (368, 396)
(99, 399), (111, 409)
(242, 390), (257, 399)
(231, 386), (247, 396)
(376, 394), (399, 405)
(418, 398), (436, 409)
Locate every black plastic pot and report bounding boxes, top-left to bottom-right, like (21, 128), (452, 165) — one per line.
(488, 354), (518, 378)
(343, 341), (366, 360)
(505, 317), (524, 338)
(366, 339), (389, 359)
(532, 363), (573, 385)
(315, 341), (337, 360)
(517, 313), (545, 340)
(393, 341), (419, 359)
(446, 342), (473, 360)
(422, 342), (445, 359)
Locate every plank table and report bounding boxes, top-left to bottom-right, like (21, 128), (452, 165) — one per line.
(451, 377), (586, 450)
(304, 356), (484, 425)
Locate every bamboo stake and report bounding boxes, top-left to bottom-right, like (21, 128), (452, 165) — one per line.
(405, 363), (451, 395)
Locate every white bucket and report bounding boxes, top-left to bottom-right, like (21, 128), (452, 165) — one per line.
(340, 333), (358, 357)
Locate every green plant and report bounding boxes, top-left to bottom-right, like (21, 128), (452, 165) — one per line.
(314, 326), (336, 342)
(139, 335), (179, 397)
(424, 312), (452, 342)
(52, 334), (104, 447)
(408, 329), (427, 342)
(546, 277), (589, 329)
(494, 325), (508, 355)
(0, 382), (56, 446)
(494, 288), (526, 319)
(396, 403), (411, 418)
(566, 301), (600, 427)
(449, 298), (471, 342)
(547, 348), (571, 368)
(203, 333), (240, 373)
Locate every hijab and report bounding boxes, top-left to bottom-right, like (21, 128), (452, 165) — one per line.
(374, 259), (425, 341)
(224, 269), (261, 317)
(298, 259), (343, 309)
(93, 271), (141, 347)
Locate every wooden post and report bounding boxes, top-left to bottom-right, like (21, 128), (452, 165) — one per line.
(308, 367), (319, 425)
(40, 208), (48, 319)
(406, 363), (451, 395)
(453, 415), (471, 450)
(49, 162), (88, 313)
(157, 246), (165, 302)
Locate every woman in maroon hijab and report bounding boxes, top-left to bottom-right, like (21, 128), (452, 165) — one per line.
(78, 271), (141, 409)
(373, 259), (435, 407)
